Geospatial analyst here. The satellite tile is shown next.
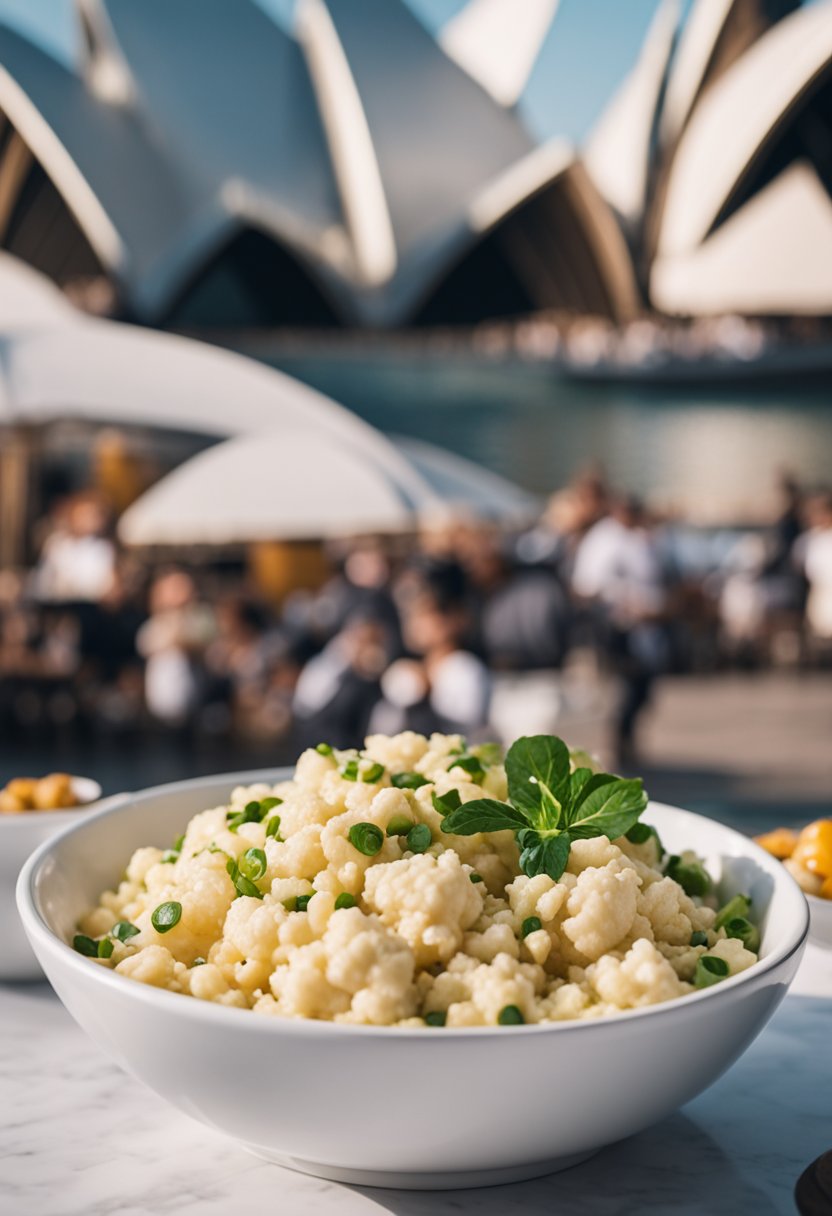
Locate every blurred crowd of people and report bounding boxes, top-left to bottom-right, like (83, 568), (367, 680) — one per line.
(2, 471), (831, 768)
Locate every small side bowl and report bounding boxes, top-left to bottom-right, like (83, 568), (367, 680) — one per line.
(16, 774), (809, 1188)
(807, 892), (832, 949)
(0, 777), (107, 981)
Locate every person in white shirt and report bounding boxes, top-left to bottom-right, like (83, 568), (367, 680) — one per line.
(572, 498), (669, 765)
(794, 491), (832, 645)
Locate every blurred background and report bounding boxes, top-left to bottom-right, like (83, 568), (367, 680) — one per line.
(0, 0), (830, 832)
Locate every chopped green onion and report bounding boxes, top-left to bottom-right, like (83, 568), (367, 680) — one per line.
(724, 916), (760, 953)
(469, 873), (484, 884)
(362, 762), (385, 784)
(190, 957), (206, 967)
(173, 834), (185, 852)
(521, 916), (542, 938)
(160, 849), (180, 864)
(334, 893), (357, 910)
(694, 955), (730, 988)
(239, 847), (267, 882)
(690, 930), (708, 948)
(226, 800), (266, 832)
(296, 894), (313, 912)
(111, 921), (140, 943)
(665, 855), (712, 898)
(425, 1011), (447, 1027)
(498, 1005), (525, 1025)
(406, 824), (432, 854)
(391, 772), (430, 790)
(387, 814), (415, 837)
(226, 858), (263, 901)
(340, 759), (360, 781)
(714, 894), (752, 930)
(151, 901), (182, 933)
(260, 797), (282, 813)
(265, 815), (282, 840)
(315, 742), (333, 756)
(348, 822), (384, 856)
(431, 789), (461, 817)
(72, 934), (98, 958)
(447, 743), (466, 756)
(97, 937), (114, 959)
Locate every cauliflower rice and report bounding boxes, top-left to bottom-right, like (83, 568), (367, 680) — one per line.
(77, 733), (759, 1026)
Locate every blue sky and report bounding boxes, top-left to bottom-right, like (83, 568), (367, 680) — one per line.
(0, 0), (815, 142)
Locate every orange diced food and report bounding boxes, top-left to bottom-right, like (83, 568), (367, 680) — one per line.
(754, 827), (799, 860)
(793, 820), (832, 880)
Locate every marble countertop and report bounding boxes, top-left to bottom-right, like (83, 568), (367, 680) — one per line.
(3, 946), (832, 1216)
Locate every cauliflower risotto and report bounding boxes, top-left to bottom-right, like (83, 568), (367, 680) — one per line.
(75, 733), (760, 1026)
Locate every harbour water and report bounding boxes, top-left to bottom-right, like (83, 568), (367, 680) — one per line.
(258, 349), (832, 524)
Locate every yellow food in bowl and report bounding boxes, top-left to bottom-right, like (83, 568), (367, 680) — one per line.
(0, 773), (79, 813)
(755, 819), (832, 898)
(74, 732), (760, 1026)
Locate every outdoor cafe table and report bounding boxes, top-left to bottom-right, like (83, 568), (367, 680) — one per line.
(2, 945), (831, 1215)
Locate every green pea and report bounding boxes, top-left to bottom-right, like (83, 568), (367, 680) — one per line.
(151, 901), (182, 934)
(425, 1011), (447, 1027)
(694, 955), (730, 989)
(665, 855), (712, 898)
(391, 772), (430, 790)
(348, 822), (384, 856)
(315, 743), (333, 756)
(521, 916), (542, 938)
(498, 1005), (525, 1025)
(406, 824), (432, 854)
(387, 815), (415, 837)
(334, 893), (357, 910)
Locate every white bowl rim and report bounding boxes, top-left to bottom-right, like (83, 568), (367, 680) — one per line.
(16, 770), (809, 1039)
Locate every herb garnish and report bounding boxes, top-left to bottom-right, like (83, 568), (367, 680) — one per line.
(348, 822), (384, 856)
(441, 735), (647, 883)
(111, 920), (140, 943)
(226, 858), (263, 900)
(391, 772), (430, 790)
(151, 901), (182, 933)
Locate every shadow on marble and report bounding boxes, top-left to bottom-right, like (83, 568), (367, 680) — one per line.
(347, 1113), (778, 1216)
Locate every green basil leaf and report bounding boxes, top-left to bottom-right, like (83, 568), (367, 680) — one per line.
(441, 798), (529, 837)
(505, 735), (571, 828)
(565, 777), (647, 841)
(517, 829), (571, 881)
(568, 766), (598, 805)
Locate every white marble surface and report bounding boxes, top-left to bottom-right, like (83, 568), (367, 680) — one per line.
(2, 946), (831, 1216)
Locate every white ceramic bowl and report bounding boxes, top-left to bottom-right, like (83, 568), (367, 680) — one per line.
(17, 773), (808, 1189)
(0, 776), (104, 981)
(807, 893), (832, 948)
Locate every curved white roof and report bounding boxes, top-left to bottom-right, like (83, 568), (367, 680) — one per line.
(658, 0), (735, 149)
(0, 251), (76, 329)
(584, 0), (680, 228)
(657, 2), (832, 258)
(439, 0), (558, 108)
(651, 159), (832, 315)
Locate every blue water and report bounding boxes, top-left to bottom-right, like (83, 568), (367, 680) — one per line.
(252, 350), (832, 523)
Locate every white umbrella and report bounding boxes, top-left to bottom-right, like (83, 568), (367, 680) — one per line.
(395, 436), (538, 526)
(118, 427), (430, 544)
(118, 429), (537, 546)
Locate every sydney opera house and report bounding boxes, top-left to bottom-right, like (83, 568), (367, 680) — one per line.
(0, 0), (829, 333)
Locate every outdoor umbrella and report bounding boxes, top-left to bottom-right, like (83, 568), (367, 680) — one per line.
(118, 429), (537, 546)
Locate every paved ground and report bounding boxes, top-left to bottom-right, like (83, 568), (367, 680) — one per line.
(567, 672), (832, 833)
